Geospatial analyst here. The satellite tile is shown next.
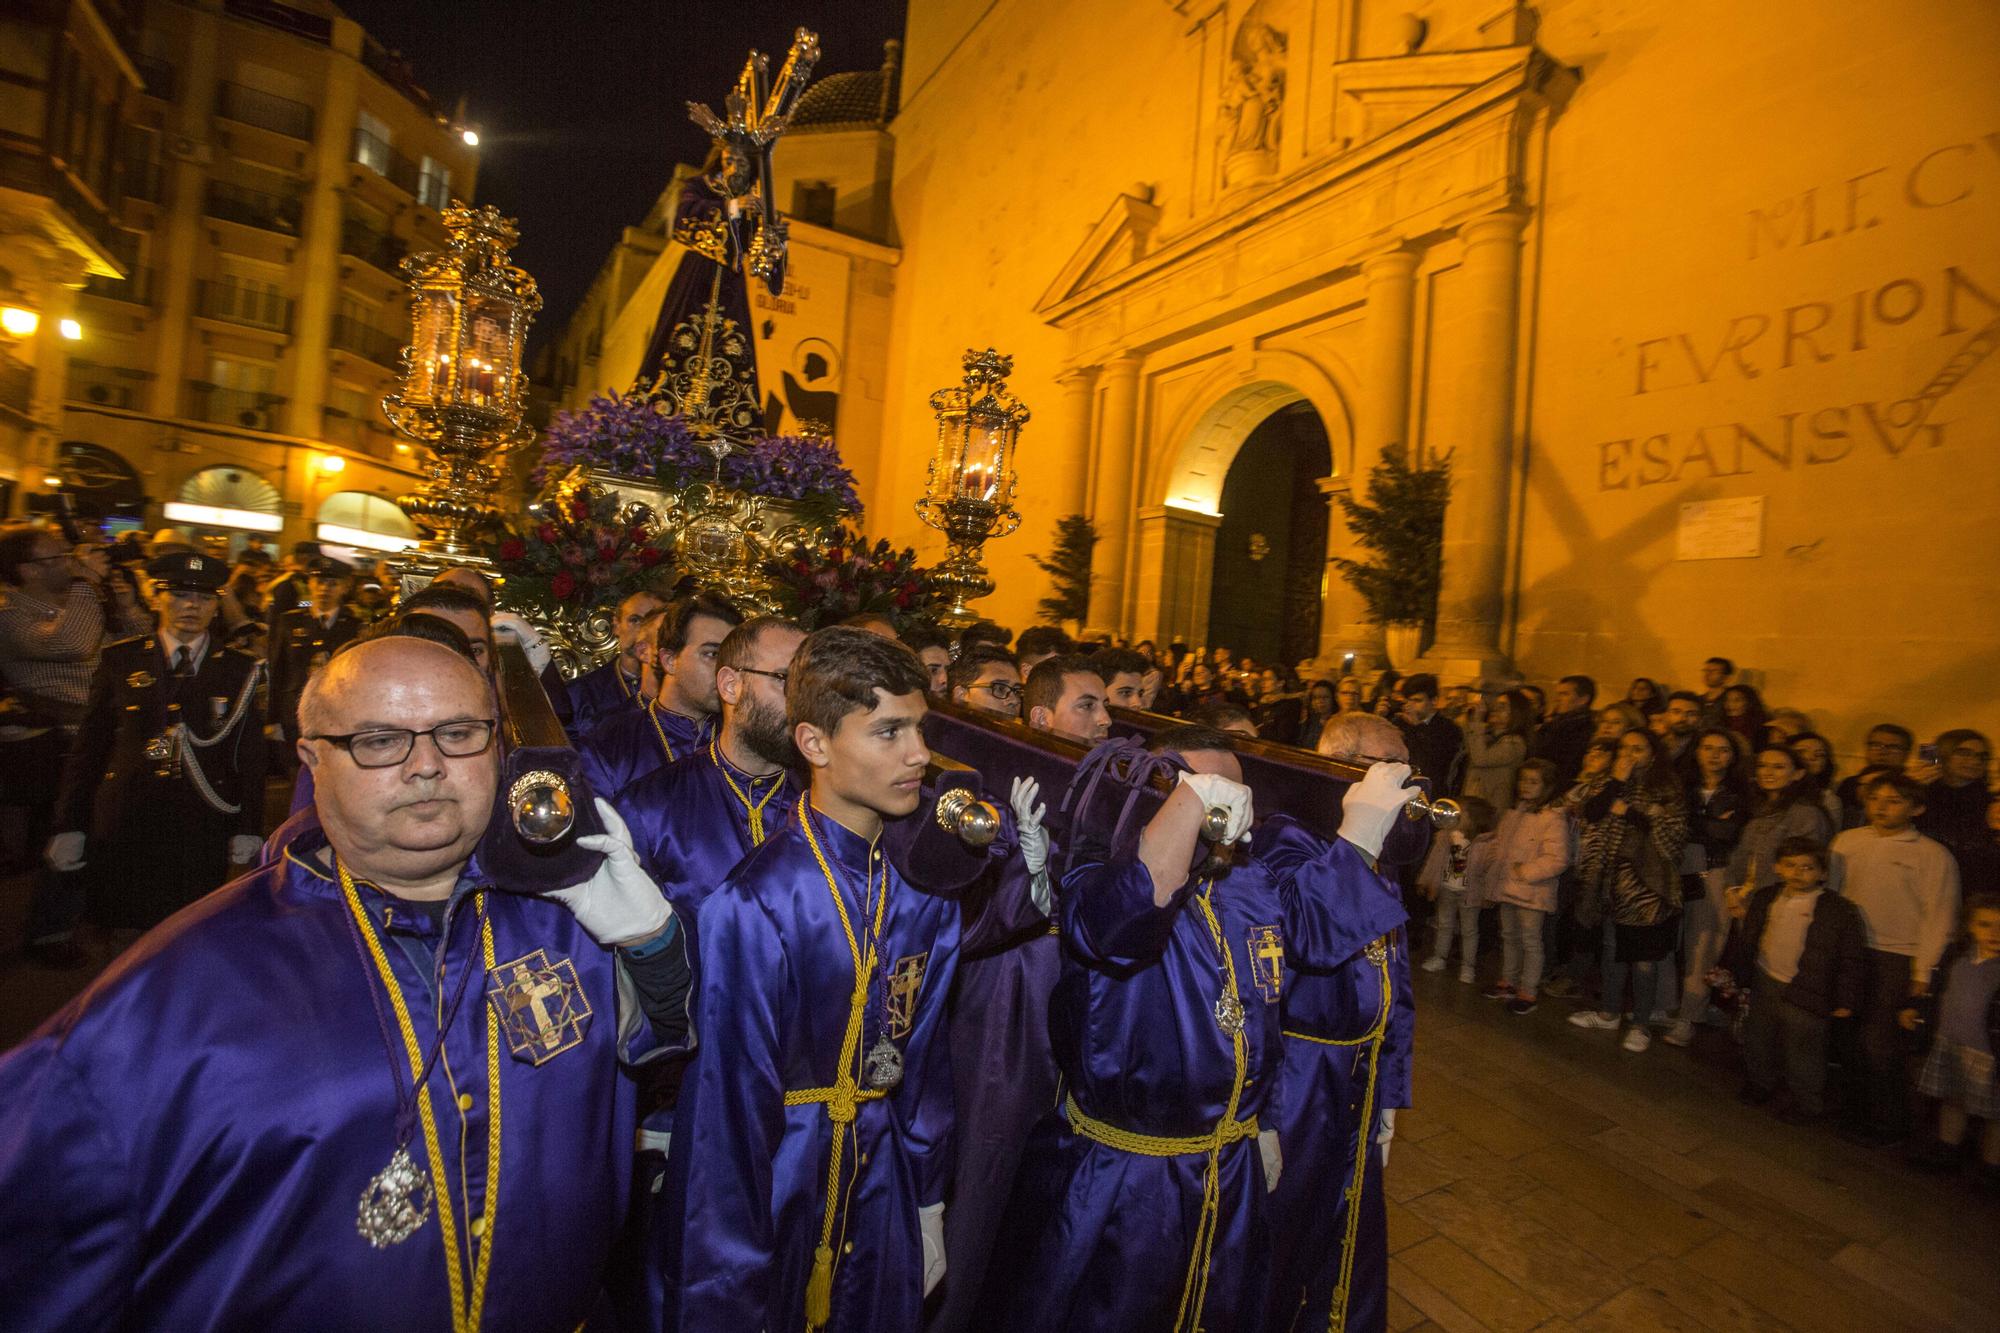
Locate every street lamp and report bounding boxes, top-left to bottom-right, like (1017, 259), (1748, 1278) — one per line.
(384, 202), (541, 574)
(915, 349), (1030, 628)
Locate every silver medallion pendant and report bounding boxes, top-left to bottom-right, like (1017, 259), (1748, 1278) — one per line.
(357, 1146), (433, 1248)
(1214, 991), (1247, 1036)
(864, 1035), (904, 1091)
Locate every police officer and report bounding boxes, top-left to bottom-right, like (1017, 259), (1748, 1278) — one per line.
(46, 552), (267, 933)
(268, 554), (359, 742)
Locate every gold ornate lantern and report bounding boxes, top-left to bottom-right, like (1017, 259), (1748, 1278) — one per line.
(385, 203), (541, 575)
(916, 349), (1030, 628)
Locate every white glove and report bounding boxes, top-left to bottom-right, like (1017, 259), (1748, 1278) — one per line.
(1258, 1128), (1283, 1193)
(1375, 1107), (1398, 1167)
(1338, 762), (1415, 860)
(550, 798), (674, 948)
(45, 831), (86, 872)
(490, 611), (552, 675)
(920, 1200), (947, 1297)
(228, 835), (262, 864)
(1177, 771), (1254, 846)
(1010, 775), (1054, 915)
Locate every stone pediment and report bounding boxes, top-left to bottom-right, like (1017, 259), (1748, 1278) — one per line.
(1333, 47), (1542, 145)
(1034, 191), (1165, 318)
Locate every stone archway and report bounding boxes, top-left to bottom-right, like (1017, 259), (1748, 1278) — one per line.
(1127, 357), (1356, 652)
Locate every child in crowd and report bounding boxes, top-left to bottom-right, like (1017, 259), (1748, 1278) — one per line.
(1724, 837), (1867, 1122)
(1420, 795), (1497, 983)
(1479, 759), (1571, 1014)
(1906, 893), (2000, 1184)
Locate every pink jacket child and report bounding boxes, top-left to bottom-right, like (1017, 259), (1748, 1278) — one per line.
(1479, 806), (1571, 912)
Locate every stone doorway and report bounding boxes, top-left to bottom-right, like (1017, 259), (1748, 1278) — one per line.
(1205, 401), (1331, 668)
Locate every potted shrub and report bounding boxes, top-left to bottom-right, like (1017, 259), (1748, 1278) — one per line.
(1328, 442), (1450, 667)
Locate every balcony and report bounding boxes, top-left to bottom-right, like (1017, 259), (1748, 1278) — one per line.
(189, 382), (288, 431)
(0, 355), (31, 417)
(215, 82), (316, 141)
(360, 37), (438, 116)
(223, 0), (333, 45)
(83, 267), (154, 307)
(340, 219), (408, 275)
(322, 405), (395, 455)
(133, 54), (177, 101)
(330, 315), (404, 368)
(204, 179), (302, 234)
(196, 280), (293, 333)
(350, 128), (423, 197)
(67, 361), (150, 410)
(0, 144), (132, 271)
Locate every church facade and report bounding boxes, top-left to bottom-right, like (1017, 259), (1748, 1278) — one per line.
(558, 0), (1999, 748)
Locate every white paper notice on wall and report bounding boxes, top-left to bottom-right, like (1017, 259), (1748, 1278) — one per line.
(1676, 497), (1764, 561)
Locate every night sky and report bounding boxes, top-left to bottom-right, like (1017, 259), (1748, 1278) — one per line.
(334, 0), (909, 348)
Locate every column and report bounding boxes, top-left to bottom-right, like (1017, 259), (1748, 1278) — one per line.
(1053, 363), (1100, 520)
(1086, 354), (1142, 635)
(1426, 209), (1527, 680)
(1317, 244), (1418, 669)
(148, 6), (222, 419)
(1131, 504), (1223, 647)
(283, 20), (364, 437)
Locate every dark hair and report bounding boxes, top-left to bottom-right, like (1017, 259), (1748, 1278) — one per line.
(0, 523), (56, 585)
(1964, 891), (2000, 923)
(1014, 625), (1070, 659)
(1092, 647), (1151, 683)
(838, 611), (899, 636)
(432, 566), (494, 609)
(899, 623), (950, 655)
(1453, 794), (1497, 837)
(353, 611), (478, 663)
(1306, 679), (1336, 713)
(1191, 700), (1254, 732)
(1558, 674), (1597, 704)
(1399, 672), (1440, 700)
(1666, 690), (1703, 708)
(659, 592), (744, 654)
(1024, 653), (1103, 718)
(1626, 677), (1664, 714)
(1722, 683), (1767, 727)
(1493, 689), (1535, 741)
(1865, 771), (1926, 806)
(1688, 726), (1749, 789)
(1146, 723), (1235, 757)
(1937, 728), (1992, 760)
(400, 582), (489, 622)
(718, 614), (803, 673)
(1515, 758), (1559, 811)
(1772, 836), (1827, 871)
(1751, 742), (1809, 814)
(1866, 722), (1915, 748)
(946, 643), (1018, 695)
(785, 626), (930, 736)
(1706, 656), (1735, 676)
(1788, 731), (1836, 788)
(959, 620), (1011, 650)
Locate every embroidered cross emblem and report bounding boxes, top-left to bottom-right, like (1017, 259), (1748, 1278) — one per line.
(487, 949), (593, 1065)
(1249, 924), (1285, 1002)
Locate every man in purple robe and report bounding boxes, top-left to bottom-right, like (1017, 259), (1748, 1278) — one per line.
(677, 628), (963, 1331)
(580, 591), (739, 798)
(0, 636), (694, 1330)
(999, 726), (1417, 1333)
(1259, 713), (1419, 1333)
(567, 588), (665, 741)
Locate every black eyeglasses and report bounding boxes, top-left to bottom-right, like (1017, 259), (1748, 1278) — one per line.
(307, 719), (498, 768)
(737, 666), (788, 686)
(969, 680), (1021, 701)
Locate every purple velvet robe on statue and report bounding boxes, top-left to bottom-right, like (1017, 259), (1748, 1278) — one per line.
(579, 702), (709, 801)
(639, 176), (760, 401)
(0, 823), (675, 1331)
(676, 798), (962, 1332)
(1256, 820), (1415, 1333)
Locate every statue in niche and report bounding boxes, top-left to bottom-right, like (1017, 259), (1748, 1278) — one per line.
(1219, 18), (1287, 188)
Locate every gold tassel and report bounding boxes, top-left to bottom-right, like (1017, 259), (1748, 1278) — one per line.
(806, 1242), (834, 1329)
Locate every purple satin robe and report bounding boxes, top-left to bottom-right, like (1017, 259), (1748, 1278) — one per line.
(567, 659), (643, 744)
(579, 702), (710, 800)
(1255, 820), (1415, 1333)
(0, 823), (674, 1331)
(677, 798), (961, 1332)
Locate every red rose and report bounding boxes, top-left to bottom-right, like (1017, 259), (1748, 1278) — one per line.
(538, 524), (558, 544)
(827, 547), (845, 565)
(598, 543), (616, 563)
(637, 546), (662, 567)
(498, 538), (526, 562)
(552, 570), (577, 599)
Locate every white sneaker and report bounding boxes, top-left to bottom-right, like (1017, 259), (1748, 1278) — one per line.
(1568, 1011), (1620, 1031)
(1622, 1026), (1652, 1053)
(1458, 964), (1476, 984)
(1662, 1021), (1695, 1047)
(1421, 956), (1447, 973)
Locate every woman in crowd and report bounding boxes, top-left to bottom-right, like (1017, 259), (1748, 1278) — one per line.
(1788, 731), (1845, 832)
(1335, 675), (1366, 714)
(1462, 689), (1532, 811)
(1665, 728), (1751, 1046)
(1368, 669), (1402, 717)
(1568, 729), (1688, 1052)
(1295, 679), (1338, 750)
(1720, 683), (1769, 745)
(1725, 743), (1832, 895)
(1626, 677), (1666, 717)
(1593, 702), (1647, 743)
